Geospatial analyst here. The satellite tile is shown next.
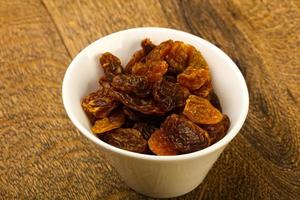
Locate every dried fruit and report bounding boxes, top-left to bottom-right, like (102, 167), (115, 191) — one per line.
(177, 67), (211, 91)
(81, 89), (118, 120)
(153, 79), (186, 111)
(165, 41), (190, 74)
(125, 39), (156, 74)
(100, 128), (147, 153)
(161, 114), (210, 153)
(122, 106), (142, 122)
(131, 60), (168, 83)
(111, 74), (150, 97)
(183, 95), (223, 124)
(192, 81), (212, 98)
(113, 90), (165, 115)
(152, 80), (185, 111)
(92, 111), (125, 134)
(201, 115), (230, 144)
(100, 52), (123, 81)
(187, 46), (208, 69)
(122, 106), (166, 126)
(98, 79), (164, 115)
(145, 40), (173, 61)
(125, 49), (145, 74)
(133, 122), (157, 140)
(141, 38), (156, 53)
(148, 130), (178, 155)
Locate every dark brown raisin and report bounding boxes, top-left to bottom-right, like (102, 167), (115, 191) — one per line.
(201, 115), (230, 144)
(161, 114), (210, 153)
(100, 52), (123, 81)
(100, 128), (147, 153)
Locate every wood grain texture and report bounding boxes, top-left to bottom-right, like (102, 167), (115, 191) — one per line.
(0, 0), (299, 199)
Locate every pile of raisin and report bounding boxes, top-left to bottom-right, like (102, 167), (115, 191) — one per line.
(81, 39), (230, 155)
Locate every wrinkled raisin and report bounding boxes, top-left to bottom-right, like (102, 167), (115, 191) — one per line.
(100, 128), (147, 153)
(201, 115), (230, 144)
(92, 111), (125, 134)
(113, 91), (165, 115)
(145, 40), (173, 61)
(81, 89), (118, 120)
(177, 67), (211, 91)
(192, 81), (212, 98)
(141, 38), (156, 53)
(112, 74), (150, 97)
(165, 41), (190, 74)
(125, 49), (145, 74)
(188, 46), (208, 69)
(100, 52), (123, 81)
(152, 79), (186, 111)
(183, 95), (223, 124)
(132, 60), (168, 83)
(148, 130), (178, 155)
(161, 114), (210, 153)
(133, 122), (157, 140)
(125, 39), (156, 74)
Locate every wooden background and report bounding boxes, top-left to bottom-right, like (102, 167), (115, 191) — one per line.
(0, 0), (299, 199)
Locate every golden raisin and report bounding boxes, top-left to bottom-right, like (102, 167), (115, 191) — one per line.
(92, 112), (125, 134)
(148, 130), (178, 155)
(183, 95), (223, 124)
(177, 67), (211, 91)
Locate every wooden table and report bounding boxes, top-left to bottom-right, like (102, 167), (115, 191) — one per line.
(1, 0), (299, 199)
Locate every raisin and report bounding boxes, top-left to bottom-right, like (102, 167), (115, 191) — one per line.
(133, 122), (157, 140)
(152, 79), (186, 111)
(111, 74), (150, 97)
(100, 52), (123, 81)
(187, 46), (208, 69)
(125, 39), (156, 74)
(125, 49), (145, 74)
(161, 114), (210, 153)
(177, 67), (211, 91)
(92, 111), (125, 134)
(165, 41), (190, 74)
(192, 81), (212, 98)
(122, 106), (165, 126)
(131, 60), (168, 83)
(122, 106), (142, 122)
(100, 128), (147, 153)
(183, 95), (223, 124)
(145, 40), (173, 61)
(81, 89), (118, 120)
(113, 91), (165, 115)
(201, 115), (230, 144)
(130, 40), (172, 83)
(141, 38), (156, 53)
(148, 130), (178, 155)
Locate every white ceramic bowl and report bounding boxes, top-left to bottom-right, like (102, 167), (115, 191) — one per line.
(62, 27), (249, 198)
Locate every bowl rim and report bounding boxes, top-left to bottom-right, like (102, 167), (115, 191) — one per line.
(62, 27), (249, 162)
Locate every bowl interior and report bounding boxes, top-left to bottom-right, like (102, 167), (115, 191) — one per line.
(62, 28), (249, 159)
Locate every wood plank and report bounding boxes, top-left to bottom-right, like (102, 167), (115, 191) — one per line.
(42, 0), (167, 57)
